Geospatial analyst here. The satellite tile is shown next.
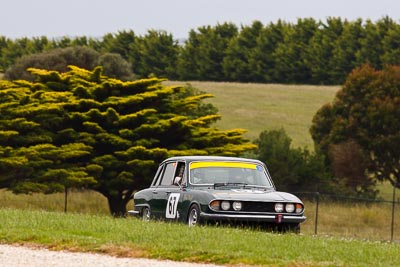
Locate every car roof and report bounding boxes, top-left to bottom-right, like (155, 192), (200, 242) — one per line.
(161, 155), (263, 165)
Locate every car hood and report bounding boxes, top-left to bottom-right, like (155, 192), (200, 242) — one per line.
(202, 188), (302, 203)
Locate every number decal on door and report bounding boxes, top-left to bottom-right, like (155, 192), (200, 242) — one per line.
(166, 193), (180, 219)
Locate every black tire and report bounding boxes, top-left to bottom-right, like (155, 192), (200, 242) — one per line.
(142, 207), (151, 222)
(188, 204), (201, 227)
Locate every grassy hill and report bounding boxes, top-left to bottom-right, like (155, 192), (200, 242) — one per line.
(167, 81), (340, 149)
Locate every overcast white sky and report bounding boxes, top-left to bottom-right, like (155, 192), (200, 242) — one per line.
(1, 0), (399, 39)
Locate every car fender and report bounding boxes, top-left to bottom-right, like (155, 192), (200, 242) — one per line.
(178, 190), (212, 222)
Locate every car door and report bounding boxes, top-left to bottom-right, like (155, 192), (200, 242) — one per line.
(151, 160), (186, 220)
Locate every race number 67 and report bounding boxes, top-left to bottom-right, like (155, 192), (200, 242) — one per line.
(166, 193), (180, 219)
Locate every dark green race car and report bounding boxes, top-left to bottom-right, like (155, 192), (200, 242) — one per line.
(129, 156), (306, 232)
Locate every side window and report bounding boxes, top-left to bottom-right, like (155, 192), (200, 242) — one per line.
(173, 162), (186, 186)
(160, 162), (176, 186)
(151, 165), (164, 186)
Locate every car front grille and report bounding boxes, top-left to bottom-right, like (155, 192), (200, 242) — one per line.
(242, 201), (276, 213)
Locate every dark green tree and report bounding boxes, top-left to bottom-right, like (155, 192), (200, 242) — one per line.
(272, 18), (318, 83)
(176, 29), (203, 80)
(222, 21), (264, 82)
(0, 66), (255, 216)
(0, 37), (38, 71)
(70, 36), (90, 47)
(329, 19), (364, 84)
(255, 129), (332, 193)
(311, 64), (400, 189)
(355, 17), (396, 69)
(50, 36), (73, 48)
(0, 36), (7, 72)
(251, 20), (287, 83)
(306, 17), (344, 84)
(100, 30), (136, 61)
(131, 30), (179, 79)
(381, 23), (400, 65)
(177, 23), (238, 81)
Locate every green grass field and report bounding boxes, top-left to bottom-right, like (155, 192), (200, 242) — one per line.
(167, 81), (340, 148)
(1, 208), (399, 267)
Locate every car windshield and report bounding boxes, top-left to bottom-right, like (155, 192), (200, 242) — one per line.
(189, 161), (274, 188)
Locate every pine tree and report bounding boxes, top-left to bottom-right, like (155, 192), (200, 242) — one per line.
(0, 66), (255, 216)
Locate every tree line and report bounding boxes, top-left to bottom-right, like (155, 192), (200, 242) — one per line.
(2, 16), (400, 84)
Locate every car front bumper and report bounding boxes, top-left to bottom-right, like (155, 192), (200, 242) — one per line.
(127, 210), (140, 216)
(200, 212), (306, 224)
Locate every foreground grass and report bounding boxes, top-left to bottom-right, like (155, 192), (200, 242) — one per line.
(1, 209), (399, 267)
(167, 81), (339, 148)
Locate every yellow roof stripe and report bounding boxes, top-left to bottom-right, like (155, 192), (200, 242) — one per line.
(190, 161), (257, 170)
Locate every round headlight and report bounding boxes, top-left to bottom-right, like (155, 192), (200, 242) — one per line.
(285, 203), (295, 213)
(295, 203), (304, 213)
(232, 201), (242, 211)
(275, 203), (284, 213)
(221, 201), (230, 211)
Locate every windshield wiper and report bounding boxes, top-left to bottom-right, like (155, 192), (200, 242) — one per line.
(214, 182), (247, 189)
(243, 185), (272, 190)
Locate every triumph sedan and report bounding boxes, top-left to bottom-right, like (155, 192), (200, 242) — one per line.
(129, 156), (306, 232)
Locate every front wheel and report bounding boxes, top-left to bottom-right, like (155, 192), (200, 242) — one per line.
(188, 204), (201, 227)
(142, 207), (151, 221)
